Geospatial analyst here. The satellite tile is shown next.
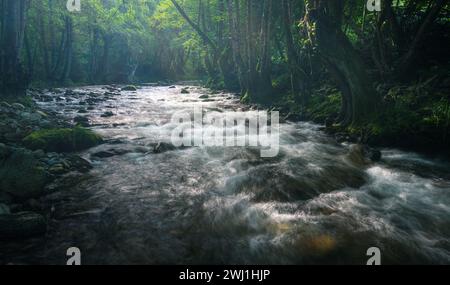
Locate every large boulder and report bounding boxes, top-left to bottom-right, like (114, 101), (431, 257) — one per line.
(346, 144), (382, 166)
(23, 127), (102, 153)
(0, 212), (47, 239)
(0, 147), (49, 200)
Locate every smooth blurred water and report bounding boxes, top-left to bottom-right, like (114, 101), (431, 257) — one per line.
(1, 85), (449, 264)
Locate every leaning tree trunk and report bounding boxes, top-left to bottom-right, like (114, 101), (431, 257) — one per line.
(305, 0), (380, 125)
(60, 16), (73, 83)
(0, 0), (27, 96)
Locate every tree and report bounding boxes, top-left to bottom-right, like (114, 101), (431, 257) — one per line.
(0, 0), (28, 96)
(304, 0), (381, 125)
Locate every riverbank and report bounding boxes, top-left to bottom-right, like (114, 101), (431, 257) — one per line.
(0, 88), (105, 240)
(263, 75), (450, 159)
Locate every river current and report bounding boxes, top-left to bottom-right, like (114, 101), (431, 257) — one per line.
(2, 85), (449, 264)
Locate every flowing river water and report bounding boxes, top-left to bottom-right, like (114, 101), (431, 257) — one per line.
(2, 85), (450, 264)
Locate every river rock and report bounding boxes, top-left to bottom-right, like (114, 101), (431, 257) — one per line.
(0, 147), (49, 200)
(121, 85), (137, 91)
(66, 155), (93, 173)
(346, 144), (382, 166)
(0, 203), (10, 215)
(101, 111), (115, 118)
(91, 150), (116, 158)
(74, 116), (90, 127)
(153, 142), (177, 154)
(181, 88), (190, 94)
(0, 212), (47, 239)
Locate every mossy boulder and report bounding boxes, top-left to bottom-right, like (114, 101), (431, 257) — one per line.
(0, 148), (49, 200)
(23, 127), (102, 153)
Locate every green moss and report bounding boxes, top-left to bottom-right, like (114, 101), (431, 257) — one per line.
(23, 127), (102, 153)
(240, 91), (250, 104)
(306, 89), (342, 122)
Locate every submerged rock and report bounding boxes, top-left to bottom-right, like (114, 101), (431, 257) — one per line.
(181, 88), (190, 94)
(153, 142), (177, 154)
(0, 212), (46, 239)
(346, 144), (382, 166)
(101, 111), (115, 118)
(92, 150), (116, 158)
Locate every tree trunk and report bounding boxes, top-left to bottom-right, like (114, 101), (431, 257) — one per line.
(305, 0), (381, 125)
(60, 16), (73, 83)
(0, 0), (27, 96)
(396, 0), (448, 79)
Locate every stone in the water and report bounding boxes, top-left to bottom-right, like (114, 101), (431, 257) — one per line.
(48, 164), (67, 175)
(0, 212), (47, 239)
(369, 149), (382, 162)
(91, 151), (116, 158)
(346, 144), (382, 166)
(181, 88), (190, 94)
(101, 111), (115, 118)
(199, 95), (209, 99)
(121, 85), (137, 91)
(74, 116), (90, 127)
(153, 142), (177, 154)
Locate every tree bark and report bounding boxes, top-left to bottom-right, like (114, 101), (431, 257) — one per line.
(305, 0), (381, 125)
(396, 0), (448, 78)
(0, 0), (28, 96)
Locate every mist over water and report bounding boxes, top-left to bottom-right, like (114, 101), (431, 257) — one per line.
(2, 85), (449, 265)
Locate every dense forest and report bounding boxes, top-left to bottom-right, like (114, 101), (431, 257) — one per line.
(1, 0), (450, 266)
(1, 0), (449, 153)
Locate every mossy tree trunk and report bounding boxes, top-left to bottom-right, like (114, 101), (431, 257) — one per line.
(305, 0), (381, 125)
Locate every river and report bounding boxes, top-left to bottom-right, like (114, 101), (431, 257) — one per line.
(2, 85), (449, 264)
